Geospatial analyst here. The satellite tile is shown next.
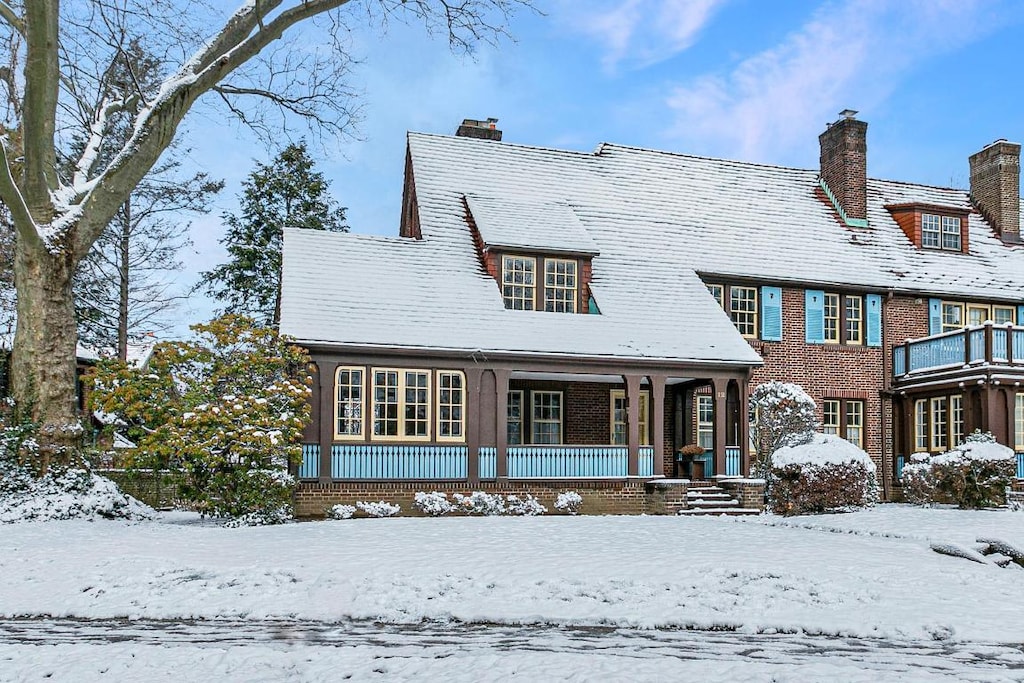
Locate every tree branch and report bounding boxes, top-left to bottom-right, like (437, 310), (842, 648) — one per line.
(0, 135), (43, 250)
(0, 1), (23, 38)
(22, 0), (60, 220)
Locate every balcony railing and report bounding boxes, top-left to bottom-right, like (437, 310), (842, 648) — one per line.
(301, 443), (659, 480)
(893, 323), (1024, 379)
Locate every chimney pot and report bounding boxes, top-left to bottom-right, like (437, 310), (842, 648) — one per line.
(456, 117), (502, 141)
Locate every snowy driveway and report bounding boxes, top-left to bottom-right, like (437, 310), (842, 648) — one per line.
(2, 617), (1023, 682)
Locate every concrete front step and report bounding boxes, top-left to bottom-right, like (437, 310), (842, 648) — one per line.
(677, 507), (760, 516)
(686, 492), (733, 501)
(686, 498), (740, 508)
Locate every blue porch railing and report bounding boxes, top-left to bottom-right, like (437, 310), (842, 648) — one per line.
(1017, 452), (1024, 480)
(639, 446), (655, 477)
(298, 444), (320, 479)
(507, 445), (628, 478)
(725, 447), (741, 476)
(479, 447), (497, 480)
(893, 324), (1024, 379)
(331, 444), (468, 479)
(895, 454), (905, 482)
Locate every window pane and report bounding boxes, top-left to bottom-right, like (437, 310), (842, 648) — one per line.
(501, 256), (536, 310)
(1016, 394), (1024, 451)
(336, 368), (363, 437)
(845, 401), (864, 449)
(373, 370), (399, 436)
(697, 395), (714, 450)
(950, 395), (964, 447)
(544, 259), (578, 313)
(403, 371), (430, 437)
(437, 371), (464, 440)
(845, 296), (863, 344)
(915, 400), (928, 451)
(707, 284), (723, 308)
(994, 306), (1016, 325)
(922, 214), (940, 248)
(729, 287), (758, 337)
(941, 303), (963, 332)
(824, 294), (840, 343)
(822, 400), (840, 435)
(930, 397), (948, 452)
(611, 393), (626, 445)
(532, 391), (562, 444)
(941, 216), (961, 250)
(507, 391), (523, 445)
(968, 305), (989, 326)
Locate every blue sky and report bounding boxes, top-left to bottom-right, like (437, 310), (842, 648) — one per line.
(175, 0), (1024, 330)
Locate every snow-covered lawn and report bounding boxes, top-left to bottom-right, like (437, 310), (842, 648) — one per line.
(2, 504), (1023, 681)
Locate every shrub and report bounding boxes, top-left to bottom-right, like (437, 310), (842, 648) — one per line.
(750, 382), (817, 480)
(928, 440), (1015, 509)
(326, 504), (356, 520)
(413, 491), (454, 516)
(554, 491), (583, 515)
(506, 494), (547, 516)
(901, 453), (938, 505)
(356, 500), (401, 518)
(769, 433), (878, 516)
(453, 491), (506, 516)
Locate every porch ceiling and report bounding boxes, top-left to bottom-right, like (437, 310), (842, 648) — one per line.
(510, 371), (697, 384)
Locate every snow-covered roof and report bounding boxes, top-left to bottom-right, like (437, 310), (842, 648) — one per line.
(466, 194), (599, 256)
(280, 131), (1024, 365)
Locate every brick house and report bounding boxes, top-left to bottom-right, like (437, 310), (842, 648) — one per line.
(279, 112), (1024, 513)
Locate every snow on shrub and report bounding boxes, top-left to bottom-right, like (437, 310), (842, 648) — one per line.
(223, 505), (291, 528)
(907, 434), (1015, 509)
(413, 491), (454, 516)
(505, 494), (547, 516)
(453, 491), (506, 516)
(0, 463), (154, 524)
(356, 501), (401, 518)
(769, 433), (878, 516)
(554, 491), (583, 515)
(326, 504), (356, 520)
(750, 382), (817, 481)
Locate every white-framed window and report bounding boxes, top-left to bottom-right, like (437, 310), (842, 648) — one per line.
(950, 394), (964, 448)
(501, 255), (536, 310)
(930, 396), (948, 452)
(531, 391), (563, 444)
(845, 295), (863, 345)
(845, 401), (864, 449)
(610, 389), (650, 446)
(730, 286), (758, 338)
(335, 367), (365, 439)
(697, 395), (714, 450)
(1016, 393), (1024, 451)
(436, 371), (465, 441)
(544, 258), (578, 313)
(941, 216), (961, 251)
(967, 304), (990, 327)
(994, 306), (1016, 325)
(507, 390), (524, 446)
(822, 399), (840, 435)
(707, 284), (723, 307)
(824, 294), (840, 344)
(914, 399), (928, 451)
(371, 368), (430, 440)
(941, 302), (964, 333)
(922, 213), (941, 248)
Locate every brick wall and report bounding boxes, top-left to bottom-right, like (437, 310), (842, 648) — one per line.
(818, 117), (868, 222)
(718, 478), (766, 510)
(295, 479), (649, 517)
(969, 140), (1020, 240)
(100, 469), (184, 509)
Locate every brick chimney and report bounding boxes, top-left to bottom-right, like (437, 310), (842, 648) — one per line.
(455, 117), (502, 141)
(819, 109), (868, 227)
(969, 139), (1020, 243)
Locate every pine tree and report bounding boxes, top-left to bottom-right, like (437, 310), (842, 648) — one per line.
(204, 143), (347, 327)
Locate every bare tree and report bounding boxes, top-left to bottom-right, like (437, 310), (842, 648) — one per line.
(0, 0), (532, 472)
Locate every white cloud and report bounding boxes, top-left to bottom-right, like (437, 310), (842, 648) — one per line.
(561, 0), (725, 69)
(664, 0), (1002, 164)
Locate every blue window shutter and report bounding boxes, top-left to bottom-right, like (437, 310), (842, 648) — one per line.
(866, 294), (882, 347)
(1018, 305), (1024, 325)
(805, 290), (824, 344)
(761, 286), (782, 341)
(929, 299), (942, 335)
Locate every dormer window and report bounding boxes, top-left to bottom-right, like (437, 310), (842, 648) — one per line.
(887, 203), (969, 253)
(544, 258), (577, 313)
(501, 255), (536, 310)
(922, 213), (961, 251)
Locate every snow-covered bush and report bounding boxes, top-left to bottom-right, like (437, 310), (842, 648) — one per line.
(769, 433), (878, 516)
(326, 504), (356, 520)
(357, 500), (401, 518)
(223, 505), (291, 528)
(554, 491), (583, 515)
(413, 491), (454, 516)
(918, 438), (1015, 509)
(87, 315), (311, 525)
(506, 494), (547, 516)
(0, 464), (154, 523)
(453, 491), (506, 516)
(901, 452), (937, 505)
(750, 382), (817, 480)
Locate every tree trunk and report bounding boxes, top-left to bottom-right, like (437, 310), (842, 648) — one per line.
(10, 238), (82, 474)
(118, 198), (131, 362)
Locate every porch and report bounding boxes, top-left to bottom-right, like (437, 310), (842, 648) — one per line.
(892, 322), (1024, 382)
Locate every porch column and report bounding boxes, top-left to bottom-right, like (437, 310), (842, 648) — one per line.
(649, 374), (666, 477)
(494, 368), (511, 479)
(739, 374), (751, 476)
(625, 374), (642, 476)
(317, 360), (338, 484)
(711, 377), (728, 478)
(465, 367), (484, 487)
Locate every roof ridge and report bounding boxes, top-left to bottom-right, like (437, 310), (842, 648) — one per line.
(407, 131), (598, 159)
(283, 228), (421, 246)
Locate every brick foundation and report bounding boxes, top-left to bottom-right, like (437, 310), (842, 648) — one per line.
(717, 478), (767, 510)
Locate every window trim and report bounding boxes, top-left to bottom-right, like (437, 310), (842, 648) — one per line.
(820, 292), (866, 345)
(543, 257), (578, 313)
(941, 301), (965, 333)
(370, 367), (432, 442)
(334, 366), (366, 440)
(845, 400), (864, 449)
(914, 399), (928, 451)
(530, 390), (564, 445)
(435, 370), (466, 443)
(1016, 393), (1024, 451)
(994, 305), (1016, 325)
(822, 398), (864, 449)
(729, 285), (758, 339)
(930, 396), (948, 452)
(507, 390), (524, 446)
(939, 300), (1017, 331)
(823, 294), (841, 344)
(844, 295), (864, 346)
(696, 394), (714, 451)
(921, 212), (963, 252)
(913, 394), (964, 454)
(610, 389), (650, 446)
(501, 254), (537, 311)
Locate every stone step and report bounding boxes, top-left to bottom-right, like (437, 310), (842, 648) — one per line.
(686, 498), (740, 508)
(677, 507), (760, 516)
(687, 485), (724, 495)
(686, 491), (733, 501)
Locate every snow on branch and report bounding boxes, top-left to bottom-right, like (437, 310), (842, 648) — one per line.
(0, 135), (42, 248)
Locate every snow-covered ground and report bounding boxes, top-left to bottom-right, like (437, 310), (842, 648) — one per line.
(2, 505), (1023, 681)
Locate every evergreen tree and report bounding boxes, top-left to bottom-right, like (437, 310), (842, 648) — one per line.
(204, 143), (347, 327)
